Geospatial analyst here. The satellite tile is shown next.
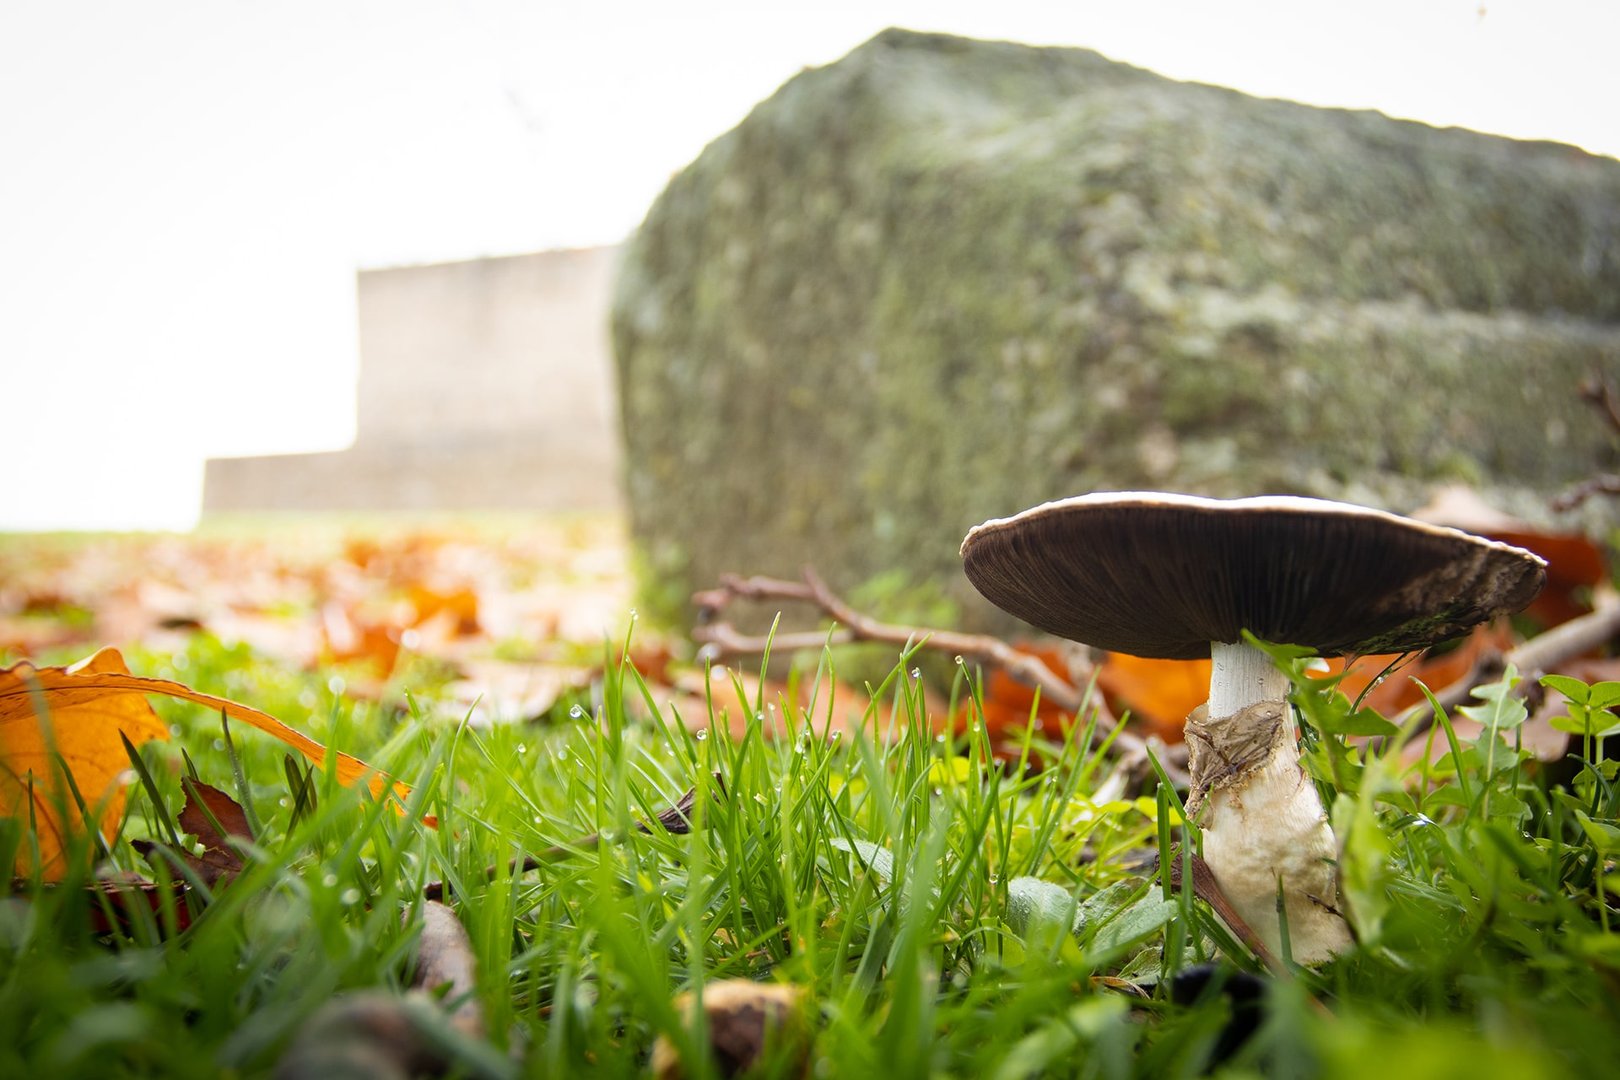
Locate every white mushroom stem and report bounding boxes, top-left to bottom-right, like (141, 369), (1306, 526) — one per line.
(1207, 639), (1289, 718)
(1190, 640), (1352, 965)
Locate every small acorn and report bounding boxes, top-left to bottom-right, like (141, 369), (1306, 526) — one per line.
(651, 979), (808, 1079)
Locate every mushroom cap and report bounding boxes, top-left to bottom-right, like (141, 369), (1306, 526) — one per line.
(960, 492), (1547, 660)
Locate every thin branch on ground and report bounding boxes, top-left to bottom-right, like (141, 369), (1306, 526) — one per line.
(1551, 475), (1620, 512)
(1580, 372), (1620, 438)
(690, 566), (1187, 780)
(1552, 373), (1620, 511)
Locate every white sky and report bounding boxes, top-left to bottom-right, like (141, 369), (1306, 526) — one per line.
(3, 1), (1617, 531)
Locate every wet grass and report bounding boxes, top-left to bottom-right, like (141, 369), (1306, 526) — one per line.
(2, 627), (1618, 1078)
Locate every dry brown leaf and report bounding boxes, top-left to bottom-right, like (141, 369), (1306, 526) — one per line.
(128, 778), (254, 892)
(0, 520), (636, 689)
(176, 780), (254, 885)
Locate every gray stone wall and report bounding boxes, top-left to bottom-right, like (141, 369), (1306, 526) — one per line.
(204, 245), (623, 514)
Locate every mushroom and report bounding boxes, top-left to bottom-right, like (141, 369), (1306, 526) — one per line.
(960, 492), (1545, 964)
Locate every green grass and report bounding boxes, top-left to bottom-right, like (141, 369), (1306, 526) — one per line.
(3, 630), (1619, 1078)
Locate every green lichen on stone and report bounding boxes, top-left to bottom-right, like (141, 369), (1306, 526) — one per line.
(613, 28), (1620, 631)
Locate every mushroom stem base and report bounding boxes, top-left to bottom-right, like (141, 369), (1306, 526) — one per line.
(1192, 640), (1352, 965)
(1197, 731), (1352, 964)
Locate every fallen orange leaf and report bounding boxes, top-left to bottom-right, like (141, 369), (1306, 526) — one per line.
(976, 645), (1074, 744)
(1, 647), (418, 880)
(405, 583), (480, 637)
(1490, 529), (1606, 626)
(1339, 625), (1514, 716)
(319, 601), (402, 672)
(1096, 653), (1211, 743)
(0, 648), (168, 879)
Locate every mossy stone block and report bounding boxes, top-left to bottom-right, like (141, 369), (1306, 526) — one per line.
(613, 29), (1620, 629)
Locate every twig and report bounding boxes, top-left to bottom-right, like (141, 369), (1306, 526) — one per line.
(1552, 373), (1620, 510)
(692, 567), (1182, 776)
(1580, 372), (1620, 438)
(422, 776), (723, 901)
(702, 570), (1100, 719)
(1551, 475), (1620, 512)
(692, 622), (858, 656)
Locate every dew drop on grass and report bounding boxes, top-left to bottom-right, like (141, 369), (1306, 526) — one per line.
(935, 733), (946, 744)
(516, 743), (527, 755)
(340, 888), (362, 906)
(556, 748), (569, 761)
(831, 731), (842, 741)
(696, 729), (709, 741)
(954, 655), (964, 665)
(932, 787), (944, 797)
(322, 873), (339, 888)
(988, 875), (999, 885)
(569, 704), (586, 719)
(910, 667), (922, 680)
(212, 738), (226, 752)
